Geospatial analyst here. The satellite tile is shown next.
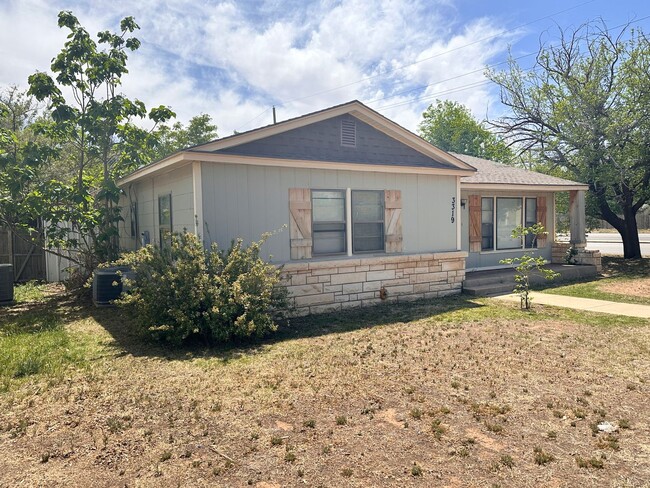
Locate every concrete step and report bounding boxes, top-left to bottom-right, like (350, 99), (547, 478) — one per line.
(463, 282), (515, 296)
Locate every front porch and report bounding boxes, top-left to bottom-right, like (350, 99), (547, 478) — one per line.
(463, 262), (599, 296)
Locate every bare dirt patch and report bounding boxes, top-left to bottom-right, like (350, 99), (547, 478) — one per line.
(600, 278), (650, 298)
(1, 297), (650, 487)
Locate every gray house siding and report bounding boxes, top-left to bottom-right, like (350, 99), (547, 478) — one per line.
(460, 189), (555, 270)
(119, 164), (195, 251)
(212, 115), (453, 169)
(201, 162), (458, 262)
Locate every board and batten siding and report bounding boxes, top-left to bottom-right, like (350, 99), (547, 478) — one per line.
(201, 162), (458, 262)
(119, 164), (195, 251)
(460, 189), (555, 270)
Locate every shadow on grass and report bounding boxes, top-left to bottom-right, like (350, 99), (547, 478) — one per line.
(90, 295), (485, 363)
(2, 285), (485, 363)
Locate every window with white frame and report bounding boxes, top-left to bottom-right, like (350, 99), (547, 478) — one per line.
(312, 190), (347, 255)
(481, 196), (538, 251)
(311, 189), (386, 256)
(352, 190), (384, 253)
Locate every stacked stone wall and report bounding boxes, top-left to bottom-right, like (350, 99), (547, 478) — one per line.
(281, 251), (467, 316)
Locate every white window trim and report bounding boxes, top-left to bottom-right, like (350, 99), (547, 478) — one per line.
(479, 196), (537, 254)
(312, 187), (386, 257)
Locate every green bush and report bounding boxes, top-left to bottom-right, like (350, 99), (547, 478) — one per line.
(114, 232), (288, 345)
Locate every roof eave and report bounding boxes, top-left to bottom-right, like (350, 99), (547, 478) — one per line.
(461, 182), (589, 191)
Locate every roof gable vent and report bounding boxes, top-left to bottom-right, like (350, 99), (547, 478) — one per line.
(341, 119), (356, 147)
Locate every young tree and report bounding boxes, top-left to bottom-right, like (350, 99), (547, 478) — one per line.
(488, 22), (650, 259)
(418, 99), (513, 162)
(25, 11), (174, 269)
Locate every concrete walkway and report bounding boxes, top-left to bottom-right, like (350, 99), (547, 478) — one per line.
(494, 292), (650, 319)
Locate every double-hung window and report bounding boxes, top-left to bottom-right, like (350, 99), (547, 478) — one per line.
(352, 190), (384, 253)
(312, 190), (347, 255)
(311, 189), (386, 255)
(481, 196), (538, 251)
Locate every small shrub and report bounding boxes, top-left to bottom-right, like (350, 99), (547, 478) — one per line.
(336, 415), (347, 426)
(114, 232), (288, 345)
(341, 468), (353, 477)
(270, 436), (283, 446)
(284, 451), (296, 463)
(160, 450), (172, 462)
(411, 463), (423, 476)
(410, 408), (423, 420)
(303, 419), (316, 429)
(431, 419), (446, 440)
(619, 419), (631, 429)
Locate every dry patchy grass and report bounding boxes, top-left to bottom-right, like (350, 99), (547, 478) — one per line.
(1, 289), (650, 487)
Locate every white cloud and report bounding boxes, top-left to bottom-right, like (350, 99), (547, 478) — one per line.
(0, 0), (520, 136)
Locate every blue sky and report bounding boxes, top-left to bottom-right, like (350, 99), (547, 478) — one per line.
(1, 0), (648, 135)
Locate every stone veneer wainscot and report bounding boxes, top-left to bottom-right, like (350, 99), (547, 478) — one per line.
(280, 251), (467, 316)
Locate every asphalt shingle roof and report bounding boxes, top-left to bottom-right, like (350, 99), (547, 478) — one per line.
(452, 153), (586, 187)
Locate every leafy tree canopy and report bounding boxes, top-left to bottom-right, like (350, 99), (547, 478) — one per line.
(1, 10), (176, 276)
(150, 114), (218, 161)
(488, 21), (650, 258)
(417, 99), (513, 163)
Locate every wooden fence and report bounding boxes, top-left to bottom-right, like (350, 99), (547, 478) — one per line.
(0, 226), (46, 282)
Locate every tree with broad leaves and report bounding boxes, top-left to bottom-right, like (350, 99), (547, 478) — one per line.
(23, 11), (174, 273)
(418, 99), (513, 163)
(150, 114), (218, 161)
(488, 21), (650, 259)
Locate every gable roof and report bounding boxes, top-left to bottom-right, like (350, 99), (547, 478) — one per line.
(454, 153), (589, 191)
(119, 100), (476, 186)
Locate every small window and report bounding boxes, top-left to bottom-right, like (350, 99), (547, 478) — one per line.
(481, 197), (494, 251)
(341, 119), (356, 147)
(312, 190), (346, 255)
(158, 194), (172, 248)
(525, 198), (537, 248)
(352, 190), (384, 253)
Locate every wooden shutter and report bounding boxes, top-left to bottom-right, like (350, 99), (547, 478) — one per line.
(289, 188), (312, 259)
(536, 196), (548, 248)
(469, 195), (482, 252)
(385, 190), (403, 253)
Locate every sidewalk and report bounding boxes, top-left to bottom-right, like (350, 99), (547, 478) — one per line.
(494, 292), (650, 319)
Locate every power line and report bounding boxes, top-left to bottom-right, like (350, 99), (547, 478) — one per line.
(277, 0), (597, 106)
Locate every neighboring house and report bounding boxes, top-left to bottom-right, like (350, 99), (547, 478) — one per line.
(117, 101), (599, 315)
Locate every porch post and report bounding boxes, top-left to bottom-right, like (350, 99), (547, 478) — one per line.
(569, 190), (587, 247)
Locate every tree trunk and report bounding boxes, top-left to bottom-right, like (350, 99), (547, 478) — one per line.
(621, 205), (642, 259)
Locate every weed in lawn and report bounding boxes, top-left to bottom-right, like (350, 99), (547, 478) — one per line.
(303, 419), (316, 428)
(576, 456), (604, 469)
(160, 450), (172, 462)
(533, 447), (555, 465)
(484, 422), (503, 434)
(596, 435), (620, 451)
(619, 419), (631, 429)
(410, 408), (423, 420)
(270, 436), (283, 446)
(13, 282), (48, 303)
(106, 416), (124, 434)
(411, 463), (423, 476)
(431, 419), (446, 440)
(500, 454), (515, 468)
(335, 415), (347, 426)
(284, 451), (296, 463)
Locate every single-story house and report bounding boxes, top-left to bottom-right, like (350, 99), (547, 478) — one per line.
(117, 100), (600, 315)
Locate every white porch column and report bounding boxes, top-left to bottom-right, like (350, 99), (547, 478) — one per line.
(569, 189), (587, 247)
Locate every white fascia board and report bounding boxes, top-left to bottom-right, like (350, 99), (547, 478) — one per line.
(119, 152), (474, 186)
(461, 183), (589, 192)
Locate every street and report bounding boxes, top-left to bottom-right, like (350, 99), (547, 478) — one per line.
(586, 232), (650, 256)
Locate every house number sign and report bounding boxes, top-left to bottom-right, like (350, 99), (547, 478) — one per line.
(450, 196), (456, 223)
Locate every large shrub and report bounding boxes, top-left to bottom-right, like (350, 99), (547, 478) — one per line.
(114, 232), (288, 345)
